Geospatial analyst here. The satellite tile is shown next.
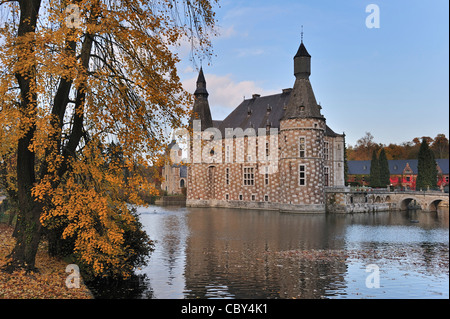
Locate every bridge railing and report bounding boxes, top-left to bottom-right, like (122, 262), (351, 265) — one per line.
(348, 186), (389, 193)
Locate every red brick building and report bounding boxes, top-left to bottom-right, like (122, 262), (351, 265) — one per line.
(347, 159), (449, 190)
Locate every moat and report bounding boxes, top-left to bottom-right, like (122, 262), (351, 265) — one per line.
(88, 206), (449, 299)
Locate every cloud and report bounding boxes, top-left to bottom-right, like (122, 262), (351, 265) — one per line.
(216, 25), (237, 39)
(183, 73), (279, 118)
(235, 48), (265, 57)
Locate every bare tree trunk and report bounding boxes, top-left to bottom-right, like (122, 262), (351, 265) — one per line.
(3, 0), (43, 273)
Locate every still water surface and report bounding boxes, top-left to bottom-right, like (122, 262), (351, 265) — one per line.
(89, 206), (449, 299)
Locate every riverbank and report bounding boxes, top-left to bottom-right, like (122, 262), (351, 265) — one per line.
(0, 224), (93, 299)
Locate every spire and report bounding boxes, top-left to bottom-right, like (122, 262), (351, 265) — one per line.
(190, 67), (213, 130)
(282, 40), (323, 120)
(194, 67), (208, 96)
(295, 42), (311, 59)
(301, 25), (304, 43)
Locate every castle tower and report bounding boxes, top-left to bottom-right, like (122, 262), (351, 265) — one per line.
(279, 39), (326, 210)
(187, 68), (214, 204)
(189, 67), (213, 131)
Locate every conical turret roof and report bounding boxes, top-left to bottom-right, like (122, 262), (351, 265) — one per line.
(295, 42), (311, 58)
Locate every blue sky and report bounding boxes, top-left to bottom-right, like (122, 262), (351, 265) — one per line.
(178, 0), (449, 147)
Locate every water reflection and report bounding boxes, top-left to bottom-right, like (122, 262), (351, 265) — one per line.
(93, 207), (448, 299)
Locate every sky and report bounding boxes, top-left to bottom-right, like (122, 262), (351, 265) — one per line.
(177, 0), (449, 147)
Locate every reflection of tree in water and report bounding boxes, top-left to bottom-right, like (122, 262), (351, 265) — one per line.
(86, 273), (153, 299)
(161, 214), (186, 286)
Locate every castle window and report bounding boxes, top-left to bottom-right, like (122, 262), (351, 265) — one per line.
(299, 165), (306, 186)
(225, 194), (229, 201)
(239, 194), (243, 201)
(226, 145), (231, 162)
(251, 194), (256, 201)
(323, 141), (329, 160)
(226, 168), (230, 185)
(265, 142), (270, 160)
(324, 167), (329, 187)
(243, 167), (255, 186)
(299, 137), (306, 158)
(180, 179), (185, 188)
(264, 195), (269, 202)
(264, 166), (269, 186)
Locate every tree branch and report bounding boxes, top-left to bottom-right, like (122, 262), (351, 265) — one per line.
(0, 0), (18, 5)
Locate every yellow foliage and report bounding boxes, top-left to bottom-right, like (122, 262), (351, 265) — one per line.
(0, 0), (217, 278)
(0, 224), (93, 299)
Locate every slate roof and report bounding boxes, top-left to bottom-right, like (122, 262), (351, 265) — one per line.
(215, 90), (340, 138)
(282, 78), (323, 120)
(194, 67), (208, 96)
(216, 91), (289, 136)
(295, 42), (311, 58)
(347, 160), (371, 175)
(347, 159), (449, 175)
(437, 159), (449, 174)
(180, 165), (187, 178)
(212, 120), (222, 129)
(190, 67), (213, 130)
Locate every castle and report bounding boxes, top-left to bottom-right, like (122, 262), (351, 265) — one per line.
(184, 39), (346, 212)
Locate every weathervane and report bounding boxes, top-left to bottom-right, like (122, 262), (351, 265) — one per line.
(301, 25), (304, 43)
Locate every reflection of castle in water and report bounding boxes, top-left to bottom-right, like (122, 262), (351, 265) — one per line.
(182, 208), (349, 299)
(89, 208), (448, 298)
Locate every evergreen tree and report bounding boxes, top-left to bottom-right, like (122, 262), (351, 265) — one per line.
(416, 138), (438, 190)
(370, 150), (380, 187)
(378, 149), (390, 187)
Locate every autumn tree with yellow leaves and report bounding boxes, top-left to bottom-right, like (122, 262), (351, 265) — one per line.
(0, 0), (218, 277)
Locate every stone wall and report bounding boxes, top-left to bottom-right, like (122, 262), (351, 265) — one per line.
(325, 187), (391, 213)
(187, 117), (345, 213)
(186, 199), (325, 213)
(155, 196), (186, 206)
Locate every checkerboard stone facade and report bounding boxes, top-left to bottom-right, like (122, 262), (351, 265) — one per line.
(185, 40), (345, 212)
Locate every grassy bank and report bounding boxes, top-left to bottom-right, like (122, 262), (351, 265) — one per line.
(0, 223), (93, 299)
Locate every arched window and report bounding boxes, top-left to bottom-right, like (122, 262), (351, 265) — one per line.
(180, 179), (185, 188)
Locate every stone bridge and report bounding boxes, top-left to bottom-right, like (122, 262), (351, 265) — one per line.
(384, 191), (449, 211)
(325, 187), (449, 213)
